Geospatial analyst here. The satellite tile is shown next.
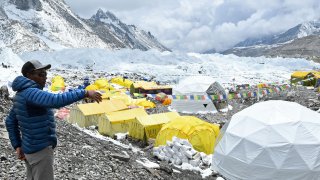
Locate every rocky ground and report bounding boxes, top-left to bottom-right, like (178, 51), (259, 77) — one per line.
(1, 73), (320, 179)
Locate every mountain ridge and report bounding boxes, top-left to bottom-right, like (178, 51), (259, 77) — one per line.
(235, 20), (320, 47)
(0, 0), (170, 53)
(203, 20), (320, 62)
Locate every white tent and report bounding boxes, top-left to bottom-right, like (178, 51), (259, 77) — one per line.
(173, 76), (216, 95)
(170, 98), (217, 114)
(171, 76), (217, 114)
(212, 100), (320, 180)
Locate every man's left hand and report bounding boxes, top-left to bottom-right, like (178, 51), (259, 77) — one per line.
(16, 147), (26, 160)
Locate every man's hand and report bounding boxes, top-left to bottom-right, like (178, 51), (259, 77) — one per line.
(16, 147), (26, 160)
(86, 90), (102, 103)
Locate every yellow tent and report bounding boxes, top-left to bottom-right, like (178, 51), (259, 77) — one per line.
(99, 89), (123, 99)
(130, 81), (172, 94)
(291, 71), (313, 79)
(68, 99), (128, 128)
(290, 71), (316, 85)
(109, 94), (155, 108)
(129, 112), (180, 141)
(110, 77), (133, 88)
(50, 75), (65, 91)
(94, 78), (114, 90)
(155, 116), (220, 154)
(109, 94), (133, 105)
(294, 71), (320, 86)
(132, 81), (157, 88)
(52, 75), (64, 83)
(136, 100), (156, 109)
(85, 84), (99, 91)
(98, 108), (148, 137)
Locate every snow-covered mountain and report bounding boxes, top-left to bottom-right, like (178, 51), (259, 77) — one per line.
(85, 9), (170, 51)
(220, 20), (320, 62)
(235, 20), (320, 47)
(0, 0), (169, 53)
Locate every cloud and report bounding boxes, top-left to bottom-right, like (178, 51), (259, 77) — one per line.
(65, 0), (320, 53)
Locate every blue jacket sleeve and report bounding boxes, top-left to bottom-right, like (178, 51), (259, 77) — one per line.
(5, 108), (21, 150)
(24, 88), (86, 108)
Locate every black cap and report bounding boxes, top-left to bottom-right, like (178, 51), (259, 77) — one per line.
(21, 60), (51, 77)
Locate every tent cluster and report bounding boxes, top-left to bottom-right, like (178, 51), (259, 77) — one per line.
(68, 101), (220, 155)
(64, 76), (221, 156)
(56, 72), (320, 178)
(50, 75), (227, 114)
(291, 71), (320, 89)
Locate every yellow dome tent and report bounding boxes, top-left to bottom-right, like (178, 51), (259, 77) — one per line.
(155, 116), (220, 154)
(136, 100), (156, 109)
(109, 94), (155, 109)
(50, 75), (65, 91)
(110, 77), (133, 88)
(94, 78), (114, 90)
(85, 84), (99, 91)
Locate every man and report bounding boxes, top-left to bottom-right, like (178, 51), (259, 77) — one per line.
(5, 60), (102, 180)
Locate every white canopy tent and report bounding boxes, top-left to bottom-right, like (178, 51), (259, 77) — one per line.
(212, 100), (320, 180)
(173, 76), (216, 95)
(171, 76), (217, 114)
(170, 98), (217, 114)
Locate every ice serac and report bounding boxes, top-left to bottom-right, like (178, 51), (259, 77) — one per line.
(0, 0), (170, 53)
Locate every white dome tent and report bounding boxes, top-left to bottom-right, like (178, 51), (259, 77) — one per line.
(212, 100), (320, 180)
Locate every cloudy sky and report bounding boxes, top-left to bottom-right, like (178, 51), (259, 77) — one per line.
(64, 0), (320, 53)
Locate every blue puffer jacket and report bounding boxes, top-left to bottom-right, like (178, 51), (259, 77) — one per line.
(5, 76), (86, 154)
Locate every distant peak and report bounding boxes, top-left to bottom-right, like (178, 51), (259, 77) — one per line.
(97, 8), (104, 15)
(95, 8), (106, 17)
(301, 20), (320, 28)
(90, 8), (107, 22)
(91, 9), (119, 22)
(295, 20), (320, 38)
